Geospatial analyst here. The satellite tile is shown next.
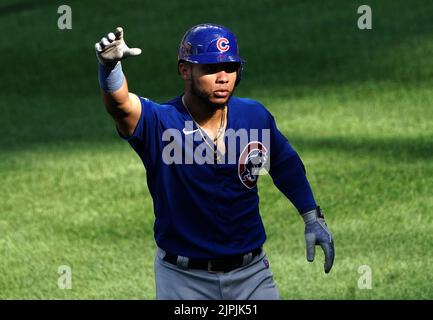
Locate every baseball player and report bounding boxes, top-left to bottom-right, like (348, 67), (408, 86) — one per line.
(95, 24), (334, 300)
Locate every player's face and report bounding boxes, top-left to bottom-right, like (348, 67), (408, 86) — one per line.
(189, 62), (239, 107)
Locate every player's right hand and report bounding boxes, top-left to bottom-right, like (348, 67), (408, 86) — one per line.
(95, 27), (142, 66)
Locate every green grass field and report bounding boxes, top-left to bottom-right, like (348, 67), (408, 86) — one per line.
(1, 0), (433, 299)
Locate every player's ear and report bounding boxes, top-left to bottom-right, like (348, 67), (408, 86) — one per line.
(178, 61), (192, 81)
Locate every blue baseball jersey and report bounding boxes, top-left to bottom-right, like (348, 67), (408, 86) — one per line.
(120, 95), (316, 259)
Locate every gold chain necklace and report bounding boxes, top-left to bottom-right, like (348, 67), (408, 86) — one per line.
(182, 96), (226, 161)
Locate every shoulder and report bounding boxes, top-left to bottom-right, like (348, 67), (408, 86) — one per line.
(230, 96), (273, 121)
(138, 96), (177, 108)
(137, 96), (183, 116)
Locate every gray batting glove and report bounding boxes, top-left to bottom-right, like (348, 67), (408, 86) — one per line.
(301, 206), (335, 273)
(95, 27), (142, 66)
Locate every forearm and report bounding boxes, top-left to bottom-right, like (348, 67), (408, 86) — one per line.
(101, 81), (133, 119)
(97, 62), (141, 137)
(269, 154), (317, 214)
(99, 62), (133, 117)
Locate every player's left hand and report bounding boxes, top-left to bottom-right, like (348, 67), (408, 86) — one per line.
(301, 207), (335, 273)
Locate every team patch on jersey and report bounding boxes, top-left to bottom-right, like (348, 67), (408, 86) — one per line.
(216, 37), (230, 53)
(238, 141), (268, 189)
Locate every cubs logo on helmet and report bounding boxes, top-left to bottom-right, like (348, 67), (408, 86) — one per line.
(216, 37), (230, 52)
(238, 141), (269, 189)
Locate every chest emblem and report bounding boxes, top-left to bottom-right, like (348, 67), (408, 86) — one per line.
(238, 141), (268, 189)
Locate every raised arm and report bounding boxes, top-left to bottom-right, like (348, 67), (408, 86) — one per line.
(95, 27), (142, 137)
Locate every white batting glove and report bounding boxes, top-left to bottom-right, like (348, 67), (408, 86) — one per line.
(95, 27), (142, 66)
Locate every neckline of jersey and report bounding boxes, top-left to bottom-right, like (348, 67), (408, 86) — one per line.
(179, 94), (232, 143)
(179, 94), (231, 163)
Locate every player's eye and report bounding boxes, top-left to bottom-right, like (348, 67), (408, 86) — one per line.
(223, 63), (240, 73)
(201, 65), (215, 74)
(202, 63), (239, 74)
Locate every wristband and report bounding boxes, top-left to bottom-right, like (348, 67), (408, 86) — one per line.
(98, 61), (125, 92)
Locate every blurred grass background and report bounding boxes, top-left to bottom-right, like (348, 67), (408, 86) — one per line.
(1, 0), (432, 299)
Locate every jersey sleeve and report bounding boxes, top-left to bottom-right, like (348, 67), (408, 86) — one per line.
(117, 96), (160, 168)
(267, 113), (317, 214)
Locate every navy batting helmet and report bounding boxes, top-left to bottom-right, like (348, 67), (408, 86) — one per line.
(178, 23), (245, 85)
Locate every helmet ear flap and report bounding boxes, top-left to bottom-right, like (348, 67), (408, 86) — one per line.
(235, 64), (243, 86)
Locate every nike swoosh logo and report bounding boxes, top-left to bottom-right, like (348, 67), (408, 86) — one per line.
(182, 128), (199, 135)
